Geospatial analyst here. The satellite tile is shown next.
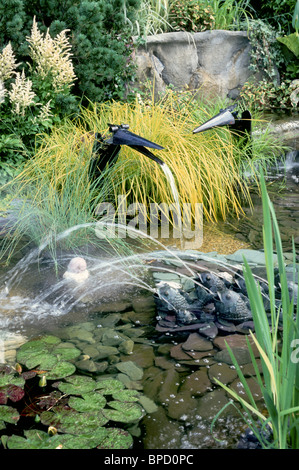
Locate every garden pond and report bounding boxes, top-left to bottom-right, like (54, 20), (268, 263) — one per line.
(0, 112), (298, 450)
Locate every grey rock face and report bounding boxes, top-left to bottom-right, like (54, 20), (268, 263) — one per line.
(134, 31), (252, 100)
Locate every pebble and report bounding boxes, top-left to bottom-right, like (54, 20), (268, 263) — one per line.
(181, 333), (213, 352)
(115, 360), (144, 381)
(180, 369), (212, 396)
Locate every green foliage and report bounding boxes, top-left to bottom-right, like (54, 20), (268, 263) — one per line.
(0, 334), (154, 449)
(202, 0), (252, 31)
(0, 0), (141, 104)
(240, 78), (299, 110)
(247, 19), (285, 84)
(134, 0), (171, 36)
(293, 0), (299, 32)
(169, 0), (215, 32)
(213, 168), (299, 449)
(0, 20), (78, 166)
(249, 0), (296, 35)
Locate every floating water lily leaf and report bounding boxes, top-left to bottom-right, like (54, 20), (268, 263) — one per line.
(40, 335), (61, 345)
(102, 402), (143, 423)
(40, 408), (108, 435)
(52, 346), (81, 361)
(0, 405), (20, 425)
(95, 379), (125, 395)
(16, 335), (63, 369)
(97, 428), (133, 449)
(112, 390), (140, 403)
(3, 430), (62, 449)
(57, 375), (96, 395)
(57, 427), (109, 449)
(0, 385), (25, 404)
(42, 361), (76, 380)
(25, 353), (58, 371)
(0, 371), (25, 389)
(68, 392), (106, 412)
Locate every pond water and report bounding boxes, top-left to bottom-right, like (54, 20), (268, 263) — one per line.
(0, 112), (298, 449)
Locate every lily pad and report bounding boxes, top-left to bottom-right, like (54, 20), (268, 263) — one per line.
(68, 392), (107, 412)
(0, 372), (25, 389)
(15, 335), (74, 370)
(102, 402), (143, 423)
(40, 408), (108, 434)
(24, 353), (58, 370)
(57, 427), (108, 449)
(57, 375), (96, 395)
(52, 346), (81, 361)
(3, 430), (62, 449)
(97, 428), (133, 449)
(42, 361), (76, 380)
(0, 405), (20, 425)
(112, 390), (140, 402)
(95, 379), (125, 395)
(0, 385), (25, 404)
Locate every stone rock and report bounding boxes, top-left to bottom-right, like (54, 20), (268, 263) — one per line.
(158, 367), (180, 404)
(181, 333), (213, 352)
(118, 339), (134, 355)
(213, 333), (259, 356)
(166, 391), (198, 420)
(134, 31), (253, 100)
(138, 395), (158, 414)
(195, 389), (241, 421)
(198, 322), (218, 339)
(64, 326), (95, 343)
(121, 344), (155, 369)
(101, 328), (126, 347)
(170, 344), (193, 361)
(142, 367), (166, 399)
(96, 314), (121, 328)
(81, 345), (100, 359)
(226, 249), (278, 266)
(180, 368), (212, 396)
(155, 356), (176, 370)
(96, 300), (132, 313)
(213, 347), (252, 366)
(229, 376), (264, 402)
(117, 373), (143, 390)
(75, 359), (99, 373)
(115, 360), (143, 381)
(208, 362), (238, 385)
(132, 295), (156, 313)
(95, 345), (119, 359)
(142, 406), (183, 449)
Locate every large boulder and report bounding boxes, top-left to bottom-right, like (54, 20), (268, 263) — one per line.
(134, 30), (252, 100)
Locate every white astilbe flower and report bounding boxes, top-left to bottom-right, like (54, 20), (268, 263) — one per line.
(27, 17), (77, 92)
(0, 42), (20, 81)
(0, 80), (6, 104)
(8, 69), (36, 116)
(38, 99), (52, 121)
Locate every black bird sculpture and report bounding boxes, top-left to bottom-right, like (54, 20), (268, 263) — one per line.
(192, 104), (252, 152)
(89, 124), (165, 183)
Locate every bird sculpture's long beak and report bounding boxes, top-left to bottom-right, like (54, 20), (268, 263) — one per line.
(107, 124), (165, 166)
(192, 105), (236, 134)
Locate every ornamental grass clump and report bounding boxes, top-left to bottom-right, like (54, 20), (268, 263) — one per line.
(78, 96), (251, 225)
(0, 122), (135, 265)
(212, 168), (299, 449)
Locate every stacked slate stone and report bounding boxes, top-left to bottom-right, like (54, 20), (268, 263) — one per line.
(152, 249), (298, 338)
